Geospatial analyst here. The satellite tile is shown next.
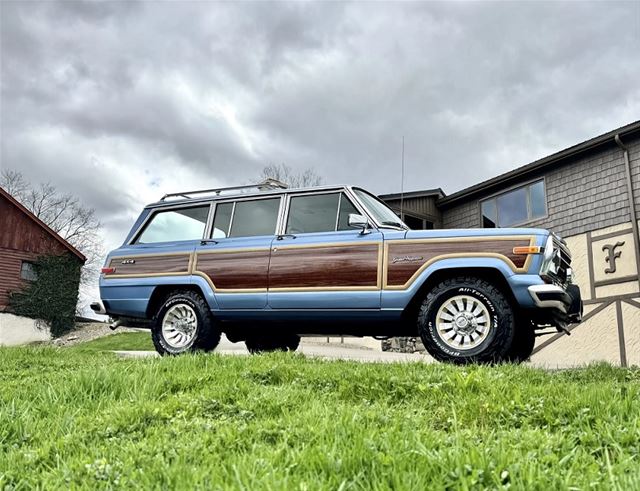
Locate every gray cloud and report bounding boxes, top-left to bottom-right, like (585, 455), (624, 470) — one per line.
(2, 0), (639, 253)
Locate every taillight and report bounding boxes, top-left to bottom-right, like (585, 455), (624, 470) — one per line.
(101, 267), (115, 274)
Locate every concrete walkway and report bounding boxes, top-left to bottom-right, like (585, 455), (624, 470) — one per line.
(113, 337), (435, 363)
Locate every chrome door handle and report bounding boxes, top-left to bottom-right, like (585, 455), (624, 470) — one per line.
(276, 234), (296, 240)
(200, 239), (219, 246)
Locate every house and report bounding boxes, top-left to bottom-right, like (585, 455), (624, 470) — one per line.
(0, 187), (86, 311)
(380, 120), (640, 367)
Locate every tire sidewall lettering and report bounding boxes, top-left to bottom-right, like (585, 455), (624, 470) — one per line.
(426, 286), (499, 358)
(157, 296), (200, 354)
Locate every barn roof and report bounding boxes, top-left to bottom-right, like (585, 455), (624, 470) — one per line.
(0, 187), (87, 263)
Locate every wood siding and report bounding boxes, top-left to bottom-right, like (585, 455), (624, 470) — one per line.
(0, 196), (71, 255)
(269, 244), (380, 290)
(0, 248), (42, 309)
(0, 194), (80, 310)
(384, 196), (443, 228)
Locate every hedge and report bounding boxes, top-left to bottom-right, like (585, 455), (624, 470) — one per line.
(9, 254), (82, 337)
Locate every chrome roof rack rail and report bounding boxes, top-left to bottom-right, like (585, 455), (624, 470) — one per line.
(159, 178), (288, 201)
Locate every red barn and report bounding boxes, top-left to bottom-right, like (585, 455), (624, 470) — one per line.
(0, 187), (86, 310)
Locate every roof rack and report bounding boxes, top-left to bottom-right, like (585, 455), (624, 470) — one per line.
(159, 178), (288, 202)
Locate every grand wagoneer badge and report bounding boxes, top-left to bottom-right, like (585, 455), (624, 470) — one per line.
(391, 255), (424, 264)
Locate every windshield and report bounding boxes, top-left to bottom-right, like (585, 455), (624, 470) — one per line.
(352, 188), (408, 229)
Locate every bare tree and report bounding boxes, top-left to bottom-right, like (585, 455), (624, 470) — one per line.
(1, 169), (104, 309)
(259, 163), (323, 188)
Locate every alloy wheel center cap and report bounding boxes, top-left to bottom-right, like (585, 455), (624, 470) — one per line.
(455, 316), (469, 329)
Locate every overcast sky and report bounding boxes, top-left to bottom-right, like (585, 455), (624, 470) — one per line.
(2, 0), (639, 251)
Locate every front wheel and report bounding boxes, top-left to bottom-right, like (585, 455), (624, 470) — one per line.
(417, 277), (515, 364)
(504, 321), (536, 363)
(151, 290), (221, 356)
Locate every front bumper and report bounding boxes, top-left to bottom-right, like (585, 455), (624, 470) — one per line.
(528, 283), (583, 327)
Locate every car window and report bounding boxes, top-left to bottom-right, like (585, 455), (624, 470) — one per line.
(212, 202), (234, 238)
(229, 198), (281, 238)
(136, 205), (209, 243)
(353, 188), (407, 228)
(286, 193), (340, 234)
(337, 194), (359, 230)
(286, 193), (360, 234)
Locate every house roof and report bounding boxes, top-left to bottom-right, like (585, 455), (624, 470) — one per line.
(437, 119), (640, 208)
(0, 187), (87, 263)
(379, 188), (445, 201)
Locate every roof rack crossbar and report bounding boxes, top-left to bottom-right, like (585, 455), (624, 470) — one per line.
(160, 179), (288, 201)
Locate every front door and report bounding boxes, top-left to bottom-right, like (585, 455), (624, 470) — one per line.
(268, 192), (383, 310)
(193, 196), (281, 309)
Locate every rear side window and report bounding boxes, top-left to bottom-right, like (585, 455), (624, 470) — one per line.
(212, 202), (234, 238)
(286, 193), (359, 234)
(136, 206), (209, 243)
(230, 198), (281, 237)
(209, 198), (282, 239)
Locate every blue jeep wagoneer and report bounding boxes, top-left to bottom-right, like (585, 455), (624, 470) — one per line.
(92, 180), (582, 363)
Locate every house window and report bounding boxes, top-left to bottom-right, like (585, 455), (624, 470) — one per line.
(21, 261), (37, 281)
(481, 180), (547, 228)
(402, 214), (435, 230)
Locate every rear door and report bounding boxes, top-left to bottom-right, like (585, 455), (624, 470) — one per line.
(268, 191), (383, 310)
(193, 196), (282, 309)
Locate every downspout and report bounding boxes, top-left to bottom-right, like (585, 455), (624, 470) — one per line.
(614, 134), (640, 292)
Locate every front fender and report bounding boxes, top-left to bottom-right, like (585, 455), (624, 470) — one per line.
(381, 256), (517, 310)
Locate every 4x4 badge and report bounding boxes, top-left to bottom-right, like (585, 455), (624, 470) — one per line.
(121, 259), (136, 265)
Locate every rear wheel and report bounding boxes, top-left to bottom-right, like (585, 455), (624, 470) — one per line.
(245, 334), (300, 354)
(151, 290), (221, 356)
(417, 276), (515, 364)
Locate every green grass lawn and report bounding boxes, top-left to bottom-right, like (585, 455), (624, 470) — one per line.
(71, 331), (154, 352)
(0, 348), (638, 490)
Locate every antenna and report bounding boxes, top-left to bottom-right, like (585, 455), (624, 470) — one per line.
(400, 136), (405, 220)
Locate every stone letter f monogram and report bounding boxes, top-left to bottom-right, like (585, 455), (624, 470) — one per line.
(602, 241), (625, 274)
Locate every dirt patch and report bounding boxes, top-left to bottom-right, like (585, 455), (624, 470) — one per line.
(51, 322), (144, 346)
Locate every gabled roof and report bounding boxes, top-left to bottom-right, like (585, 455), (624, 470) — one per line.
(0, 186), (86, 263)
(438, 119), (640, 208)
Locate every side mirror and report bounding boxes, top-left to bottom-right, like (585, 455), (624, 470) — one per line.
(348, 213), (371, 234)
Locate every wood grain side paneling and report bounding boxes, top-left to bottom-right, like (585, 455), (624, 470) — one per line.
(194, 249), (271, 291)
(269, 244), (380, 289)
(385, 238), (532, 287)
(106, 253), (191, 276)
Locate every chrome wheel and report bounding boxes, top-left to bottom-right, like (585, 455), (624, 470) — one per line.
(161, 304), (198, 349)
(436, 295), (491, 350)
